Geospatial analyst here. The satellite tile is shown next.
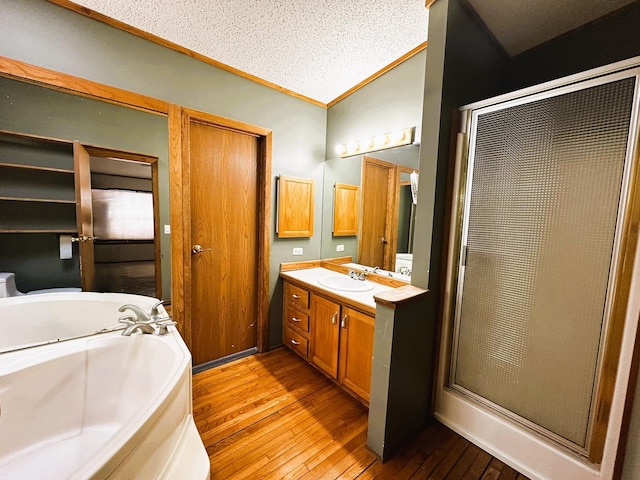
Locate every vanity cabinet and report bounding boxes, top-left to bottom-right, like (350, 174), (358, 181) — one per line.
(282, 279), (375, 405)
(283, 282), (311, 358)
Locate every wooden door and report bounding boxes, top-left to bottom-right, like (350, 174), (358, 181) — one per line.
(187, 120), (260, 365)
(310, 293), (340, 378)
(73, 142), (95, 291)
(338, 307), (375, 403)
(359, 156), (397, 270)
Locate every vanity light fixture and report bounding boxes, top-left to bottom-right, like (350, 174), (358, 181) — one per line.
(336, 127), (415, 158)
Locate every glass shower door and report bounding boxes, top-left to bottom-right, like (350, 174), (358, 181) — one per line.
(451, 72), (638, 456)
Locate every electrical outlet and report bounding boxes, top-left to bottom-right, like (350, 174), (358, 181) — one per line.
(164, 225), (171, 234)
(336, 244), (345, 252)
(292, 247), (303, 256)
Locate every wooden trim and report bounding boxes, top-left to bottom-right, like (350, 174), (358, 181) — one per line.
(46, 0), (327, 108)
(83, 145), (159, 163)
(280, 259), (322, 272)
(589, 123), (640, 463)
(168, 103), (188, 346)
(151, 160), (162, 299)
(425, 0), (438, 8)
(257, 131), (272, 353)
(181, 107), (272, 137)
(320, 256), (353, 265)
(327, 41), (427, 107)
(0, 55), (168, 115)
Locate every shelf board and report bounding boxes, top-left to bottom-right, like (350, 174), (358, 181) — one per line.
(0, 162), (74, 174)
(0, 229), (77, 234)
(0, 196), (76, 204)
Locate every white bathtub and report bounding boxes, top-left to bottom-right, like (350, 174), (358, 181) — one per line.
(0, 293), (210, 480)
(0, 292), (166, 352)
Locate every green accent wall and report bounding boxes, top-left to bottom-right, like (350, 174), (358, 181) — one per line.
(0, 0), (326, 348)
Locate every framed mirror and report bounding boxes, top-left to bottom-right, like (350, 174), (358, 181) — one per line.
(320, 143), (420, 279)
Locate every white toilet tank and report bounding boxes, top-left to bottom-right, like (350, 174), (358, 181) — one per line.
(0, 273), (81, 298)
(0, 273), (25, 298)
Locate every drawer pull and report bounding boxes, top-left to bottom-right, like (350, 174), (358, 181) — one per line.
(291, 316), (301, 322)
(291, 338), (301, 346)
(292, 294), (301, 299)
(341, 314), (348, 329)
(331, 312), (338, 325)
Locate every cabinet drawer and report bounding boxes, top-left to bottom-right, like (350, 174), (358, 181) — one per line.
(284, 282), (309, 309)
(285, 305), (309, 333)
(284, 326), (309, 358)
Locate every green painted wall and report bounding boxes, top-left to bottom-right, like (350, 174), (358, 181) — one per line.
(324, 51), (426, 262)
(0, 0), (326, 347)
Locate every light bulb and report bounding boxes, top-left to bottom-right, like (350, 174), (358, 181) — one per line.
(391, 129), (406, 143)
(375, 134), (389, 147)
(363, 137), (375, 149)
(335, 144), (348, 156)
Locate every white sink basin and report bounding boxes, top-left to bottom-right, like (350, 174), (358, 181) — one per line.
(318, 275), (374, 292)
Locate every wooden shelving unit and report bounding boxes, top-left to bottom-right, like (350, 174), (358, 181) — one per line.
(0, 130), (76, 234)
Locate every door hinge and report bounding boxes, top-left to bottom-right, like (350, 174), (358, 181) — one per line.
(461, 244), (468, 267)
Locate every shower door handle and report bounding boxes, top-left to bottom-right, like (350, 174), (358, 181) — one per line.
(191, 244), (212, 255)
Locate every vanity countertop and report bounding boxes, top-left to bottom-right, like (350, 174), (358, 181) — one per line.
(280, 267), (394, 312)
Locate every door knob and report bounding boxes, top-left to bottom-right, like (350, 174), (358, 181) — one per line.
(191, 244), (212, 255)
(380, 236), (388, 244)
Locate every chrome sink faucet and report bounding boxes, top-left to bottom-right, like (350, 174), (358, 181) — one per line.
(348, 269), (368, 281)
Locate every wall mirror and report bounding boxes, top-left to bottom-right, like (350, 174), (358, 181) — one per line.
(321, 143), (420, 279)
(0, 75), (170, 300)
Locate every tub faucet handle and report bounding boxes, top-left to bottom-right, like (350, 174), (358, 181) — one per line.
(149, 300), (166, 318)
(118, 315), (137, 326)
(156, 319), (177, 336)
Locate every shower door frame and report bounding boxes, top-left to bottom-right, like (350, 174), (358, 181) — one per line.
(436, 57), (640, 480)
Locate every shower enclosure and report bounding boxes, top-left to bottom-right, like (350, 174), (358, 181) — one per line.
(439, 59), (640, 480)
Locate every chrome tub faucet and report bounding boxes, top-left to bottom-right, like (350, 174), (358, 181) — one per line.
(118, 302), (176, 336)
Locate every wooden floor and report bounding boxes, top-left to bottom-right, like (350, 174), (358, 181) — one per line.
(192, 347), (530, 480)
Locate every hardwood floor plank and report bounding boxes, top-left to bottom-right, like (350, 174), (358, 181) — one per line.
(360, 423), (454, 479)
(191, 347), (531, 480)
(408, 430), (462, 479)
(422, 435), (470, 479)
(445, 443), (483, 479)
(498, 464), (520, 480)
(461, 450), (493, 480)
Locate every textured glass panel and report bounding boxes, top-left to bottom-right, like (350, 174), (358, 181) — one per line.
(454, 78), (635, 447)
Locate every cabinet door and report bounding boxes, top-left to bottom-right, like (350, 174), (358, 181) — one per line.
(310, 294), (340, 379)
(339, 307), (375, 403)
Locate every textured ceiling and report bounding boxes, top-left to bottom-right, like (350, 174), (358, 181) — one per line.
(70, 0), (429, 104)
(68, 0), (636, 105)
